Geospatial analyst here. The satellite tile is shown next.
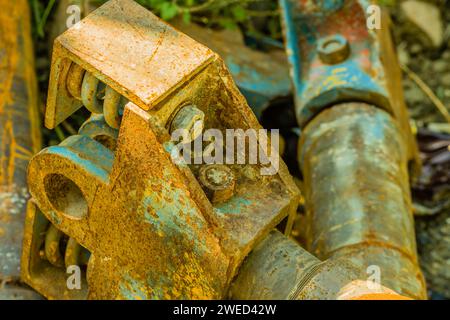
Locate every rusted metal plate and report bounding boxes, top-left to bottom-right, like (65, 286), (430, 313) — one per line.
(21, 201), (88, 300)
(0, 0), (42, 299)
(27, 102), (298, 299)
(48, 3), (292, 121)
(46, 0), (216, 129)
(280, 0), (388, 125)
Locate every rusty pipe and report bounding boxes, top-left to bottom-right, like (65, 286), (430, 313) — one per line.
(0, 0), (42, 299)
(230, 230), (358, 300)
(231, 0), (426, 300)
(231, 103), (426, 299)
(298, 102), (426, 299)
(230, 229), (413, 300)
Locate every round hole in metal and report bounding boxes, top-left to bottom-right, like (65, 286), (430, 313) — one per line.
(44, 174), (88, 219)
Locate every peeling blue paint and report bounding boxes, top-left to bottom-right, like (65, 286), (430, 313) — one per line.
(214, 196), (253, 216)
(119, 274), (149, 300)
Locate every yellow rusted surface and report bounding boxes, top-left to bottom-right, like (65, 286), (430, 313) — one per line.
(45, 0), (216, 129)
(23, 0), (300, 299)
(0, 0), (41, 181)
(0, 0), (41, 299)
(376, 9), (421, 178)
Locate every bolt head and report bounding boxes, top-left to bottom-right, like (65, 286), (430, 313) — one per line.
(170, 105), (205, 143)
(317, 34), (350, 65)
(198, 165), (235, 204)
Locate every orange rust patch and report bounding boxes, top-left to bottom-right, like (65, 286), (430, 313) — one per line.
(352, 293), (412, 300)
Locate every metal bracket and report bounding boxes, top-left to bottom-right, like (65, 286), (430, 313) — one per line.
(22, 0), (299, 299)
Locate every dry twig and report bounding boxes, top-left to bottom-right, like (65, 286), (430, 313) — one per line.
(401, 64), (450, 123)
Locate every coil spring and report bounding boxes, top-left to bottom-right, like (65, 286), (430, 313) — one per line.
(41, 224), (90, 269)
(66, 62), (127, 129)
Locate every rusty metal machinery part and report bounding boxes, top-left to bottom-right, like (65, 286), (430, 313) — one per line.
(78, 114), (119, 151)
(169, 105), (205, 143)
(44, 224), (65, 268)
(198, 165), (236, 205)
(66, 62), (85, 100)
(80, 71), (104, 114)
(276, 0), (426, 299)
(298, 102), (427, 299)
(0, 0), (42, 299)
(279, 0), (420, 176)
(169, 19), (292, 120)
(67, 65), (127, 129)
(23, 0), (300, 300)
(231, 103), (427, 300)
(317, 34), (351, 65)
(21, 201), (89, 299)
(49, 2), (292, 122)
(41, 223), (90, 269)
(230, 230), (358, 300)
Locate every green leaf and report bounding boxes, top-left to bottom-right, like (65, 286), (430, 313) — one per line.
(136, 0), (164, 7)
(231, 5), (247, 22)
(37, 0), (57, 38)
(218, 18), (238, 30)
(182, 10), (191, 24)
(378, 0), (396, 6)
(159, 2), (178, 20)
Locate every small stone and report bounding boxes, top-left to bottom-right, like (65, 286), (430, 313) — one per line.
(397, 44), (410, 65)
(442, 74), (450, 87)
(401, 0), (444, 48)
(443, 51), (450, 60)
(405, 86), (426, 104)
(433, 60), (448, 73)
(410, 43), (423, 55)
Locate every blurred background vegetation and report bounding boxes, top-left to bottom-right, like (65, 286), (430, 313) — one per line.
(30, 0), (283, 40)
(27, 0), (398, 41)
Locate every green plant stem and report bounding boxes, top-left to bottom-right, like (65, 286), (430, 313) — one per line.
(37, 0), (57, 38)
